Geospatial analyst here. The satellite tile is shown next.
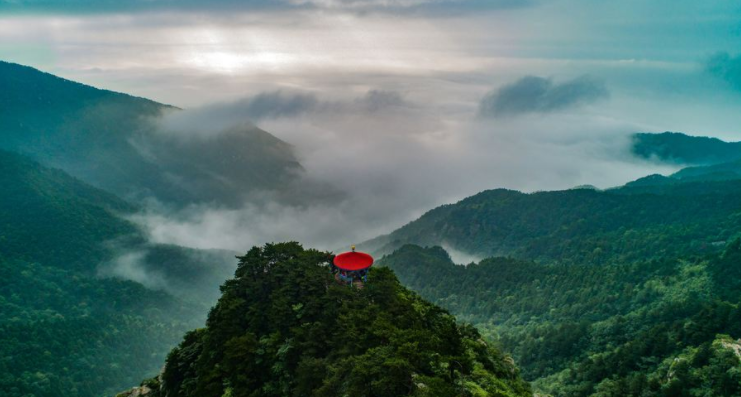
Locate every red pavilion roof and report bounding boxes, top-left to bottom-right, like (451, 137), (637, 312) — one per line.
(333, 251), (374, 271)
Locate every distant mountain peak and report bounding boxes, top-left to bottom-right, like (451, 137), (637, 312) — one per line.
(0, 60), (304, 208)
(631, 131), (741, 165)
(0, 60), (171, 109)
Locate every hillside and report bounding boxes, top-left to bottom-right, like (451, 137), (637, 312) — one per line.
(0, 149), (136, 269)
(671, 158), (741, 182)
(119, 243), (532, 397)
(0, 151), (235, 397)
(361, 179), (741, 263)
(358, 136), (741, 395)
(622, 159), (741, 190)
(0, 60), (301, 207)
(380, 244), (741, 397)
(362, 132), (741, 262)
(631, 132), (741, 165)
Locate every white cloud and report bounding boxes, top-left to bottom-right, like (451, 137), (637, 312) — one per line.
(98, 250), (168, 290)
(129, 89), (678, 252)
(4, 1), (741, 253)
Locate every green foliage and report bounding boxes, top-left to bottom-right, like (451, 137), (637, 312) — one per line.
(369, 154), (741, 396)
(380, 243), (741, 397)
(364, 180), (741, 264)
(156, 242), (531, 397)
(671, 159), (741, 182)
(0, 259), (195, 397)
(0, 149), (137, 269)
(624, 159), (741, 188)
(631, 131), (741, 165)
(0, 151), (228, 397)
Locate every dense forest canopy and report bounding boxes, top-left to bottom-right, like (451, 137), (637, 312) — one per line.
(120, 243), (532, 397)
(367, 145), (741, 396)
(0, 151), (235, 397)
(380, 243), (741, 397)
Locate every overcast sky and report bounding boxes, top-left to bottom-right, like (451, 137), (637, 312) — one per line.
(3, 0), (741, 251)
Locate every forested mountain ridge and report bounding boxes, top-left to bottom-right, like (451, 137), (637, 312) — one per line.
(670, 158), (741, 182)
(0, 151), (235, 397)
(359, 134), (741, 395)
(0, 60), (302, 207)
(119, 243), (532, 397)
(631, 131), (741, 165)
(361, 179), (741, 263)
(361, 131), (741, 261)
(623, 159), (741, 190)
(380, 243), (741, 396)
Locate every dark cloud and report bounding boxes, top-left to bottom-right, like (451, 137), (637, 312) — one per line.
(706, 52), (741, 91)
(159, 91), (320, 137)
(242, 91), (320, 120)
(355, 89), (407, 112)
(478, 75), (609, 118)
(159, 89), (414, 138)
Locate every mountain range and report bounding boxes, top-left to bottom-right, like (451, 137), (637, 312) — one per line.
(362, 133), (741, 396)
(380, 243), (741, 396)
(361, 179), (741, 263)
(0, 61), (302, 208)
(3, 60), (741, 397)
(631, 131), (741, 165)
(361, 134), (741, 262)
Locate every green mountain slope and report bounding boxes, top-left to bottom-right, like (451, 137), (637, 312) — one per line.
(631, 132), (741, 165)
(119, 243), (532, 397)
(671, 158), (741, 182)
(0, 151), (235, 397)
(622, 159), (741, 190)
(361, 180), (741, 264)
(356, 132), (741, 394)
(0, 60), (301, 207)
(380, 244), (741, 397)
(0, 149), (137, 269)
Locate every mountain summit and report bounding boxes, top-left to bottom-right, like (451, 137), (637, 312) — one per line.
(118, 242), (532, 397)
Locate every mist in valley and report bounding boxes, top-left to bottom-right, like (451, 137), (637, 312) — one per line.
(5, 1), (741, 261)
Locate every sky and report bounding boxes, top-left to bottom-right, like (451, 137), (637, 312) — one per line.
(3, 0), (741, 252)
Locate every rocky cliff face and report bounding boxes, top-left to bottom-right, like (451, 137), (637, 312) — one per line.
(116, 385), (154, 397)
(116, 377), (163, 397)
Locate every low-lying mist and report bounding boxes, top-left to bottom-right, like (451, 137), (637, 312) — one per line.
(127, 87), (678, 255)
(99, 238), (238, 303)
